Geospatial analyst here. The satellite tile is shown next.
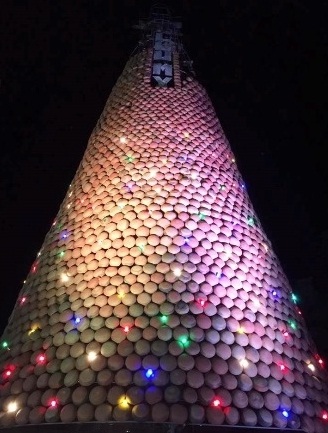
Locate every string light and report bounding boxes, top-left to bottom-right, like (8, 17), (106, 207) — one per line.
(178, 336), (190, 348)
(123, 325), (130, 333)
(49, 399), (58, 408)
(1, 341), (9, 350)
(173, 268), (182, 277)
(308, 363), (315, 372)
(291, 293), (298, 304)
(282, 410), (289, 418)
(160, 315), (168, 324)
(20, 297), (27, 305)
(7, 401), (18, 413)
(247, 216), (255, 227)
(87, 352), (97, 362)
(74, 317), (81, 325)
(145, 369), (154, 379)
(198, 212), (205, 220)
(120, 137), (126, 144)
(289, 319), (297, 330)
(280, 364), (286, 371)
(240, 359), (249, 368)
(212, 398), (221, 407)
(119, 396), (130, 408)
(237, 327), (245, 334)
(36, 354), (46, 365)
(322, 412), (328, 421)
(61, 273), (69, 282)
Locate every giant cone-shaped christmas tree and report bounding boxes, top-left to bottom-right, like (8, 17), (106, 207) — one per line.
(1, 6), (327, 433)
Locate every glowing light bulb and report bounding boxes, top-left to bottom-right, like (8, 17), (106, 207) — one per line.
(88, 352), (97, 361)
(160, 315), (168, 324)
(240, 359), (249, 368)
(212, 398), (221, 407)
(289, 320), (297, 330)
(237, 327), (245, 334)
(173, 268), (182, 277)
(120, 136), (126, 143)
(322, 412), (328, 420)
(308, 363), (315, 372)
(198, 212), (205, 220)
(37, 354), (46, 364)
(282, 410), (289, 418)
(7, 401), (18, 413)
(145, 369), (154, 379)
(198, 299), (205, 307)
(191, 172), (197, 179)
(179, 336), (189, 347)
(280, 365), (286, 371)
(291, 293), (298, 304)
(20, 297), (27, 305)
(319, 358), (324, 366)
(1, 341), (9, 349)
(119, 396), (130, 408)
(74, 317), (81, 324)
(247, 216), (255, 227)
(118, 291), (125, 299)
(49, 399), (58, 408)
(283, 331), (289, 337)
(123, 326), (130, 333)
(61, 273), (69, 282)
(4, 370), (12, 378)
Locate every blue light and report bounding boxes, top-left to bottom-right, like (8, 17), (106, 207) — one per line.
(145, 369), (154, 379)
(74, 317), (81, 324)
(282, 410), (289, 418)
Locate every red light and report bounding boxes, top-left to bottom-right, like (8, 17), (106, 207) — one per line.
(5, 370), (11, 377)
(124, 326), (130, 333)
(283, 331), (289, 337)
(322, 412), (328, 420)
(280, 365), (286, 371)
(319, 359), (324, 365)
(36, 354), (46, 364)
(213, 398), (221, 407)
(20, 297), (27, 305)
(49, 399), (57, 408)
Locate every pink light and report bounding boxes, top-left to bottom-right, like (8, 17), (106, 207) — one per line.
(198, 299), (205, 307)
(49, 399), (58, 408)
(212, 398), (221, 407)
(319, 359), (324, 366)
(280, 364), (286, 371)
(124, 326), (130, 333)
(5, 370), (11, 377)
(36, 354), (46, 364)
(20, 297), (27, 305)
(283, 331), (289, 337)
(322, 412), (328, 421)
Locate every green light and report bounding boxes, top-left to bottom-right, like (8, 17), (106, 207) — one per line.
(198, 213), (205, 221)
(160, 315), (168, 324)
(178, 336), (190, 348)
(289, 319), (297, 330)
(138, 244), (145, 252)
(1, 341), (8, 349)
(291, 293), (298, 304)
(247, 216), (256, 227)
(126, 155), (134, 163)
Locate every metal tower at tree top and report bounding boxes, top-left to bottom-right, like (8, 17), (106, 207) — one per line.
(0, 5), (327, 433)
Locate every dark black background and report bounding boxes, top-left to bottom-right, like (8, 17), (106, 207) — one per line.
(1, 1), (328, 359)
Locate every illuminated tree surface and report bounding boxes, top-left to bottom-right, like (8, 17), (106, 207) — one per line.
(0, 6), (327, 433)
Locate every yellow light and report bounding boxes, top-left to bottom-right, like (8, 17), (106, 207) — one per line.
(61, 273), (69, 282)
(28, 324), (40, 336)
(308, 363), (315, 372)
(119, 396), (130, 408)
(237, 327), (245, 334)
(88, 352), (97, 361)
(7, 401), (18, 413)
(240, 359), (249, 368)
(118, 291), (125, 299)
(173, 269), (182, 277)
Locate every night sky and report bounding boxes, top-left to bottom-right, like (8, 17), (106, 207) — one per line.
(1, 1), (328, 359)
